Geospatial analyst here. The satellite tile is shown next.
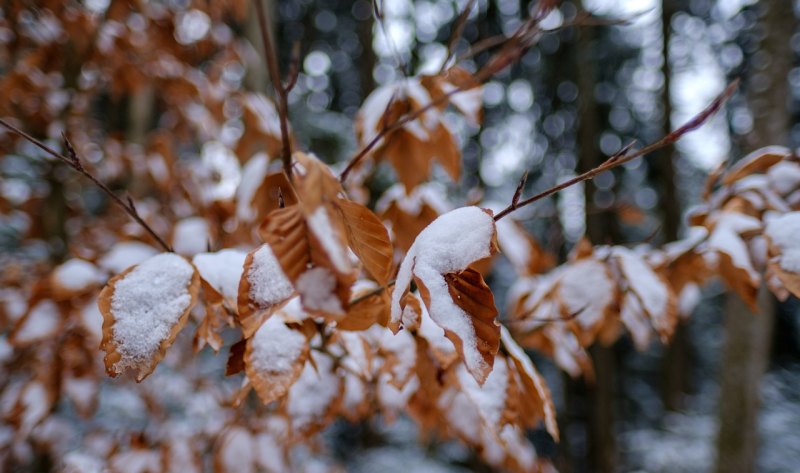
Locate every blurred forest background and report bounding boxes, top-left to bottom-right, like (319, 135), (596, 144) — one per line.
(1, 0), (799, 472)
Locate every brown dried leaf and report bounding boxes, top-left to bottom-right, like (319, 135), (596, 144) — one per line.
(245, 317), (310, 404)
(336, 199), (394, 284)
(246, 171), (299, 223)
(258, 206), (309, 280)
(292, 151), (343, 209)
(722, 146), (790, 185)
(226, 339), (247, 376)
(417, 267), (500, 384)
(258, 204), (354, 317)
(237, 244), (294, 337)
(381, 198), (441, 253)
(338, 286), (390, 331)
(98, 253), (200, 381)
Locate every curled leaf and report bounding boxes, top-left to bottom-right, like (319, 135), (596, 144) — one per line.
(391, 206), (500, 384)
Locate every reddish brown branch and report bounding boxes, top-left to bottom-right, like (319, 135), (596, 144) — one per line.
(493, 79), (740, 222)
(254, 0), (293, 179)
(0, 118), (173, 252)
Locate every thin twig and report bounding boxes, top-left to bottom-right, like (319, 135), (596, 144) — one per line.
(507, 304), (587, 325)
(0, 118), (173, 252)
(254, 0), (293, 179)
(349, 279), (397, 306)
(493, 79), (740, 222)
(439, 0), (477, 74)
(284, 41), (302, 93)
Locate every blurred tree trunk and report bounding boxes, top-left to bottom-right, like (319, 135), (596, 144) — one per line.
(575, 3), (619, 471)
(357, 8), (376, 99)
(657, 0), (691, 412)
(127, 85), (154, 145)
(715, 2), (794, 472)
(244, 0), (271, 92)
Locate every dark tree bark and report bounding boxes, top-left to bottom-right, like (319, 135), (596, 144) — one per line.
(658, 0), (692, 413)
(574, 4), (618, 471)
(715, 2), (795, 472)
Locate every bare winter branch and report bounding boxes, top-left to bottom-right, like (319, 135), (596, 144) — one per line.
(254, 0), (294, 179)
(0, 118), (173, 252)
(493, 79), (740, 221)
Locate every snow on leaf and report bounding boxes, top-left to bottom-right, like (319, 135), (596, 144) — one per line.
(707, 210), (762, 309)
(214, 427), (256, 473)
(495, 218), (555, 276)
(390, 206), (500, 384)
(614, 248), (677, 343)
(237, 244), (294, 336)
(236, 92), (284, 160)
(620, 291), (653, 351)
(98, 241), (158, 274)
(455, 355), (509, 429)
(767, 160), (800, 195)
(355, 76), (464, 191)
(50, 258), (106, 299)
(10, 300), (61, 346)
(306, 206), (351, 274)
(235, 153), (269, 222)
(245, 316), (309, 405)
(258, 204), (354, 318)
(235, 160), (300, 225)
(12, 380), (53, 435)
(254, 431), (289, 473)
(63, 452), (105, 473)
(422, 66), (484, 125)
(296, 267), (344, 315)
(378, 325), (418, 389)
(556, 259), (615, 343)
(193, 248), (247, 304)
(98, 253), (199, 381)
(285, 352), (342, 438)
(417, 300), (458, 366)
(765, 212), (800, 298)
(63, 376), (98, 418)
(258, 206), (309, 280)
(163, 437), (202, 473)
(109, 449), (162, 473)
(172, 217), (210, 256)
(335, 199), (394, 284)
(501, 326), (559, 441)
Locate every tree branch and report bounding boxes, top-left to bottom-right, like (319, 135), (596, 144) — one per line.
(439, 0), (478, 74)
(0, 118), (173, 252)
(254, 0), (293, 179)
(493, 79), (739, 222)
